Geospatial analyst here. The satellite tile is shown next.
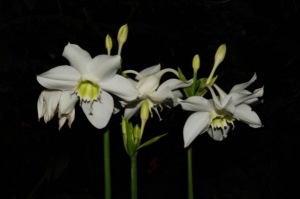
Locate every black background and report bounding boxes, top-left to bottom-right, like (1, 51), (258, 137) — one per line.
(1, 0), (300, 198)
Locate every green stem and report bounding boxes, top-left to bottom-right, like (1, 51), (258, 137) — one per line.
(131, 156), (138, 199)
(187, 147), (194, 199)
(192, 71), (198, 94)
(104, 128), (111, 199)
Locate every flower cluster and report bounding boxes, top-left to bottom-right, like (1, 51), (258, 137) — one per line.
(36, 24), (263, 149)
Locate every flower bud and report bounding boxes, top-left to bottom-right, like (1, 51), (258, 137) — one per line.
(140, 100), (149, 121)
(121, 117), (127, 135)
(117, 24), (128, 44)
(133, 125), (141, 141)
(192, 54), (200, 72)
(206, 44), (226, 84)
(214, 44), (226, 66)
(117, 24), (128, 55)
(105, 34), (113, 55)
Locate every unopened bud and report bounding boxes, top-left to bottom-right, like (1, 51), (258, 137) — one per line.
(140, 100), (149, 121)
(117, 24), (128, 55)
(206, 44), (226, 84)
(105, 34), (113, 55)
(192, 54), (200, 72)
(133, 125), (141, 141)
(214, 44), (226, 67)
(121, 117), (127, 135)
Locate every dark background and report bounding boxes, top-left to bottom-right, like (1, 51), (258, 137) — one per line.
(1, 0), (299, 198)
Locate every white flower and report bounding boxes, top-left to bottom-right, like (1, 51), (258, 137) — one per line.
(179, 73), (264, 147)
(37, 43), (139, 129)
(122, 64), (193, 120)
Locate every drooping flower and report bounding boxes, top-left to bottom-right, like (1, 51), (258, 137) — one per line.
(37, 90), (75, 130)
(122, 64), (193, 120)
(179, 73), (264, 147)
(37, 43), (139, 129)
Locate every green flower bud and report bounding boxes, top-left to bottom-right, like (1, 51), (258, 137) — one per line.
(192, 54), (200, 72)
(117, 24), (128, 55)
(121, 117), (127, 135)
(105, 34), (113, 55)
(206, 44), (226, 84)
(117, 24), (128, 44)
(140, 100), (149, 121)
(215, 44), (226, 64)
(133, 125), (141, 142)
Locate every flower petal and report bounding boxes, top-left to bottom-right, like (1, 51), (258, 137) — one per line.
(58, 91), (78, 115)
(136, 64), (161, 80)
(234, 104), (262, 128)
(239, 89), (262, 104)
(229, 73), (257, 93)
(58, 108), (75, 130)
(157, 78), (193, 92)
(87, 55), (121, 82)
(173, 90), (183, 100)
(124, 100), (144, 119)
(229, 86), (264, 106)
(62, 43), (92, 75)
(41, 90), (62, 123)
(179, 96), (214, 112)
(81, 91), (114, 129)
(183, 112), (210, 147)
(207, 127), (230, 141)
(101, 74), (139, 101)
(37, 92), (46, 120)
(206, 85), (235, 112)
(37, 66), (80, 90)
(148, 87), (174, 102)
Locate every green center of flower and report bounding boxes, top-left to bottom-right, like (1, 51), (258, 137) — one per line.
(75, 79), (100, 103)
(210, 110), (235, 134)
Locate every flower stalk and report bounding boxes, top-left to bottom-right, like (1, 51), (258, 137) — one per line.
(103, 128), (111, 199)
(187, 147), (194, 199)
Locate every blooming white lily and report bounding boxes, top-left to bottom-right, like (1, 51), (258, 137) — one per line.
(179, 73), (264, 147)
(37, 43), (139, 129)
(122, 64), (193, 120)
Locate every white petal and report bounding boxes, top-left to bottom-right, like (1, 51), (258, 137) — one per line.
(213, 84), (228, 102)
(179, 96), (214, 112)
(42, 90), (62, 123)
(148, 87), (174, 102)
(37, 92), (46, 120)
(136, 64), (161, 80)
(239, 89), (262, 104)
(173, 90), (183, 101)
(37, 66), (80, 90)
(58, 91), (78, 114)
(183, 112), (210, 148)
(124, 100), (144, 119)
(229, 86), (264, 106)
(101, 74), (139, 101)
(205, 85), (235, 112)
(157, 78), (193, 92)
(234, 104), (262, 128)
(81, 91), (114, 129)
(87, 55), (121, 82)
(136, 75), (159, 96)
(207, 127), (230, 141)
(58, 108), (75, 130)
(229, 73), (257, 93)
(62, 43), (92, 75)
(218, 95), (236, 114)
(58, 117), (67, 130)
(66, 109), (75, 128)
